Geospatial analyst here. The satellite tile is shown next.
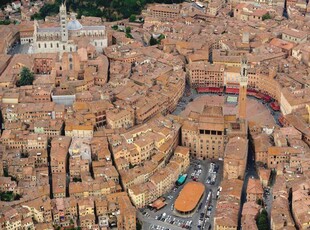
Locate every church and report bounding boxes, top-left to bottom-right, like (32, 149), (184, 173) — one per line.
(33, 3), (108, 54)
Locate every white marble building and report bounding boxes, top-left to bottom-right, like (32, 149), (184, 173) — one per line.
(33, 3), (107, 54)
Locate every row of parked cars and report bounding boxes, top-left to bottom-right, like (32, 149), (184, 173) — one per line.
(198, 192), (214, 228)
(150, 225), (170, 230)
(216, 186), (222, 199)
(142, 211), (150, 217)
(155, 213), (192, 229)
(191, 164), (202, 181)
(206, 162), (219, 185)
(264, 187), (271, 196)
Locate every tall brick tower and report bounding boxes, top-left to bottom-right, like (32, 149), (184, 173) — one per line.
(238, 55), (248, 120)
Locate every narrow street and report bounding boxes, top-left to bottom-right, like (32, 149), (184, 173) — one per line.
(238, 141), (259, 230)
(47, 141), (53, 199)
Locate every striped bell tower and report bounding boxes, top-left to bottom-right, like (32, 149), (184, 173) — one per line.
(60, 2), (68, 42)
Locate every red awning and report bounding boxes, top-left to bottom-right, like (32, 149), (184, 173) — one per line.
(197, 87), (223, 93)
(278, 116), (285, 126)
(209, 87), (224, 92)
(255, 92), (264, 99)
(270, 101), (280, 111)
(247, 92), (258, 97)
(226, 88), (239, 94)
(247, 89), (258, 93)
(262, 94), (272, 102)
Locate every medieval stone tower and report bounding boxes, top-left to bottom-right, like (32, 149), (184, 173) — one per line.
(238, 55), (248, 120)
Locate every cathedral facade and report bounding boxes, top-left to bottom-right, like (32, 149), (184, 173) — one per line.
(33, 3), (107, 54)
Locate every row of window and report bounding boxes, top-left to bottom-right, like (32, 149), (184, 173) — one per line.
(199, 129), (223, 135)
(200, 139), (222, 144)
(38, 42), (76, 52)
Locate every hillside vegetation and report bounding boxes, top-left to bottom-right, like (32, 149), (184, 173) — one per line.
(32, 0), (185, 21)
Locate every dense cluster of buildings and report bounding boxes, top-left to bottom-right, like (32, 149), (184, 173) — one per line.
(0, 0), (309, 229)
(141, 1), (310, 230)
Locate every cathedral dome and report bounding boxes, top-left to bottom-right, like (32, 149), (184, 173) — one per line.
(67, 19), (83, 31)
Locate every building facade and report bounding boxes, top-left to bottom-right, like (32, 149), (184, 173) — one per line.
(182, 106), (225, 160)
(187, 62), (225, 88)
(223, 136), (248, 180)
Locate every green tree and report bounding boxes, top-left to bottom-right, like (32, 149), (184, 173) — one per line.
(0, 20), (11, 25)
(112, 25), (118, 30)
(157, 34), (165, 44)
(0, 191), (14, 201)
(126, 33), (133, 39)
(136, 220), (142, 230)
(125, 26), (131, 34)
(30, 0), (186, 22)
(256, 209), (269, 230)
(129, 163), (135, 169)
(256, 198), (263, 205)
(261, 209), (268, 216)
(158, 34), (165, 40)
(39, 3), (60, 18)
(0, 0), (13, 7)
(17, 67), (34, 87)
(3, 168), (9, 177)
(73, 177), (82, 182)
(149, 36), (158, 46)
(262, 13), (271, 21)
(31, 13), (43, 20)
(129, 14), (136, 22)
